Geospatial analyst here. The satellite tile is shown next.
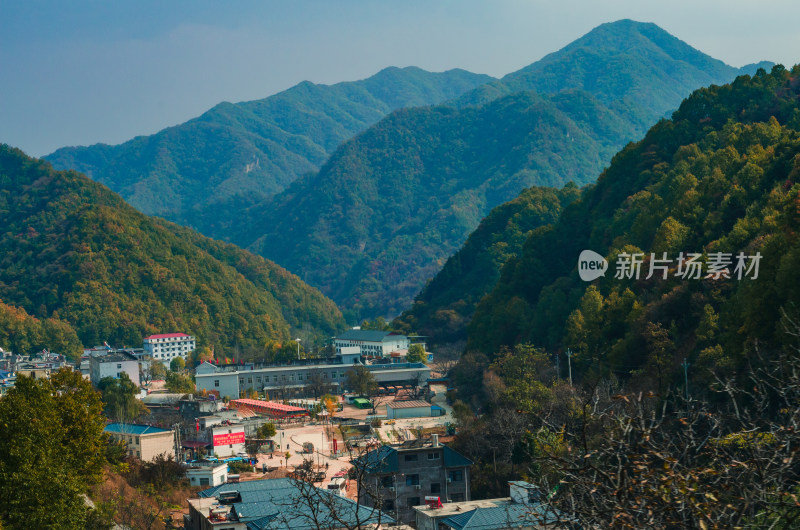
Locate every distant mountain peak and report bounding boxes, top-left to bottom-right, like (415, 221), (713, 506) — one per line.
(46, 66), (493, 220)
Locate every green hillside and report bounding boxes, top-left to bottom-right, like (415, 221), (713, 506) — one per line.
(44, 67), (493, 225)
(456, 19), (770, 114)
(393, 184), (580, 345)
(0, 301), (82, 359)
(236, 20), (767, 320)
(244, 90), (632, 320)
(0, 145), (345, 356)
(468, 65), (800, 384)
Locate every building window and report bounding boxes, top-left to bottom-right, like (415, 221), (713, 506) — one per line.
(256, 377), (262, 383)
(405, 474), (419, 486)
(200, 478), (209, 486)
(117, 364), (122, 369)
(406, 497), (420, 508)
(428, 452), (440, 460)
(331, 372), (337, 379)
(448, 470), (464, 482)
(382, 499), (395, 512)
(404, 454), (418, 462)
(297, 374), (303, 381)
(248, 377), (253, 384)
(214, 380), (220, 387)
(381, 476), (394, 488)
(431, 483), (441, 494)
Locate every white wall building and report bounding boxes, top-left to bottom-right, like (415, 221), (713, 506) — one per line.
(209, 422), (246, 458)
(90, 352), (140, 387)
(143, 333), (196, 365)
(334, 329), (410, 358)
(186, 462), (229, 488)
(386, 400), (435, 419)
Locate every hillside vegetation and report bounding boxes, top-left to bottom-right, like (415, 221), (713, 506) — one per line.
(0, 301), (82, 358)
(0, 145), (345, 356)
(237, 20), (768, 320)
(45, 67), (492, 226)
(393, 184), (581, 345)
(468, 65), (800, 384)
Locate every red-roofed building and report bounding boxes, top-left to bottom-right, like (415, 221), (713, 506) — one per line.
(143, 332), (196, 365)
(230, 399), (309, 419)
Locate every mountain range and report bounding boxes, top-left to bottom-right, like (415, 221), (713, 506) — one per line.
(42, 20), (772, 324)
(0, 145), (344, 359)
(45, 67), (493, 222)
(233, 20), (771, 320)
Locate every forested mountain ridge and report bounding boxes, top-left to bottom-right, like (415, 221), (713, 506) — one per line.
(393, 184), (581, 345)
(234, 20), (769, 321)
(455, 19), (770, 116)
(44, 67), (493, 224)
(467, 65), (800, 383)
(0, 145), (345, 358)
(243, 89), (632, 320)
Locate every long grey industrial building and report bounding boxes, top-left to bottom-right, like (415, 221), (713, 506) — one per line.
(194, 350), (429, 399)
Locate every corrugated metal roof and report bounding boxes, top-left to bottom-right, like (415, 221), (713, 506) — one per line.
(144, 333), (191, 340)
(336, 330), (404, 342)
(197, 477), (393, 528)
(356, 444), (399, 473)
(104, 423), (171, 435)
(443, 446), (474, 468)
(231, 399), (308, 413)
(357, 443), (472, 473)
(442, 503), (558, 529)
(387, 400), (432, 409)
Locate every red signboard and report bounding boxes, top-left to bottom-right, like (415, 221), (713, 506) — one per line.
(213, 431), (245, 446)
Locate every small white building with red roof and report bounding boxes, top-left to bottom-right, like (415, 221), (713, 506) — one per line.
(143, 332), (196, 364)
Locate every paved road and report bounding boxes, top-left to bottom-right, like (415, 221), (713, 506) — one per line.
(251, 424), (351, 490)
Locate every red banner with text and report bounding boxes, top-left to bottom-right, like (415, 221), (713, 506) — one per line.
(213, 431), (245, 446)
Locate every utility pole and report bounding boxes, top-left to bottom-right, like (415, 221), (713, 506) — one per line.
(556, 350), (560, 379)
(566, 348), (573, 386)
(682, 358), (690, 403)
(173, 423), (182, 462)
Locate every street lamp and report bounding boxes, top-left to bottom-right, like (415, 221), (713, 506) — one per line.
(295, 338), (302, 359)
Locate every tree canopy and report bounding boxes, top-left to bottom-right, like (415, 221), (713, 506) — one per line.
(0, 145), (346, 358)
(0, 370), (107, 528)
(345, 365), (377, 397)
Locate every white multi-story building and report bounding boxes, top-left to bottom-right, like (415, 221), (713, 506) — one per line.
(90, 351), (141, 387)
(334, 329), (410, 358)
(143, 333), (196, 364)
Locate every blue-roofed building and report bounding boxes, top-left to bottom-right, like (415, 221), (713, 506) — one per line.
(355, 435), (472, 524)
(0, 369), (15, 396)
(104, 423), (175, 461)
(185, 477), (394, 529)
(415, 481), (568, 530)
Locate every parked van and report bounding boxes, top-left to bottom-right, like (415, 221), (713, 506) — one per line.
(326, 476), (347, 496)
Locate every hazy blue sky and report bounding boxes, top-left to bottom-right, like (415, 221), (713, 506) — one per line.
(2, 0), (798, 157)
